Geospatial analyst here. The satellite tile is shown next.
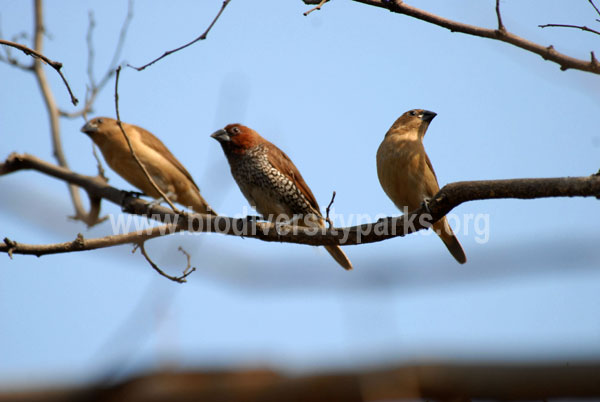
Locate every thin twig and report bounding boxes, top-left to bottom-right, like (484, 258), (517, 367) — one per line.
(3, 238), (17, 259)
(128, 0), (231, 71)
(31, 0), (100, 226)
(325, 191), (336, 228)
(589, 0), (600, 17)
(86, 10), (96, 88)
(0, 38), (78, 105)
(351, 0), (600, 74)
(0, 26), (34, 70)
(1, 225), (179, 257)
(113, 66), (181, 213)
(538, 23), (600, 36)
(495, 0), (505, 31)
(60, 0), (133, 119)
(105, 0), (133, 79)
(304, 0), (330, 16)
(177, 246), (196, 276)
(137, 242), (195, 283)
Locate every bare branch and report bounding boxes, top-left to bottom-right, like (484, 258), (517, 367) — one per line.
(304, 0), (330, 16)
(128, 0), (232, 71)
(0, 26), (34, 70)
(495, 0), (505, 32)
(539, 23), (600, 36)
(0, 225), (178, 257)
(0, 38), (78, 105)
(349, 0), (600, 74)
(325, 191), (336, 228)
(105, 0), (133, 82)
(137, 242), (195, 283)
(589, 0), (600, 17)
(60, 0), (133, 119)
(113, 66), (181, 214)
(2, 154), (599, 252)
(85, 10), (96, 89)
(178, 246), (196, 277)
(31, 0), (100, 227)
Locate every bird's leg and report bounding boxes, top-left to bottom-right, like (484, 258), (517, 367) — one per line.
(148, 191), (177, 209)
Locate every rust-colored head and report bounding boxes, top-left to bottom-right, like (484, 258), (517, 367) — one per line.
(210, 123), (265, 154)
(386, 109), (437, 139)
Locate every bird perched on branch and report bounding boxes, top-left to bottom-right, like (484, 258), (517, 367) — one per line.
(211, 124), (353, 270)
(376, 109), (466, 264)
(81, 117), (216, 215)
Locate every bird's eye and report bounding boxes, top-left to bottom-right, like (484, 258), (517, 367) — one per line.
(408, 111), (417, 116)
(96, 118), (104, 124)
(231, 126), (240, 135)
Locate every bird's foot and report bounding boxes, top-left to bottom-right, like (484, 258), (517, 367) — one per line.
(148, 191), (178, 209)
(121, 190), (145, 199)
(244, 215), (263, 222)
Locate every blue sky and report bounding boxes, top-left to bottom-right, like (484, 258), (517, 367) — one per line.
(1, 0), (599, 388)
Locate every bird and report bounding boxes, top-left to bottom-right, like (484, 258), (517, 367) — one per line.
(211, 123), (353, 270)
(376, 109), (466, 264)
(81, 116), (216, 215)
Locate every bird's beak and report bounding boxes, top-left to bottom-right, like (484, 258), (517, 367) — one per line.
(211, 129), (230, 143)
(421, 110), (437, 122)
(80, 121), (98, 135)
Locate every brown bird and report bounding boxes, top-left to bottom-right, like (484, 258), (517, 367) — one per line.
(376, 109), (466, 264)
(81, 117), (215, 215)
(211, 124), (353, 270)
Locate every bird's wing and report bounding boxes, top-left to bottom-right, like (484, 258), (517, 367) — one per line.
(134, 125), (201, 192)
(424, 152), (438, 182)
(423, 151), (443, 197)
(265, 143), (321, 212)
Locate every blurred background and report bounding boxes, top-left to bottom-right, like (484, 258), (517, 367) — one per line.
(0, 0), (599, 398)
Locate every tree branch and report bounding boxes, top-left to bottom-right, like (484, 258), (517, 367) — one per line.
(1, 224), (179, 257)
(0, 39), (78, 105)
(2, 153), (599, 254)
(589, 0), (600, 17)
(31, 0), (103, 227)
(495, 0), (505, 32)
(337, 0), (600, 74)
(136, 242), (195, 283)
(128, 0), (232, 71)
(325, 190), (336, 228)
(60, 0), (133, 119)
(539, 23), (600, 37)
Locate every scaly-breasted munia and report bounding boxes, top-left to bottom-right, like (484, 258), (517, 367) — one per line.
(81, 117), (215, 215)
(376, 109), (466, 264)
(211, 124), (353, 270)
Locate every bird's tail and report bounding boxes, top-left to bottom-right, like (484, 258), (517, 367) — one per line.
(434, 217), (467, 264)
(193, 203), (218, 216)
(188, 191), (218, 216)
(324, 245), (353, 270)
